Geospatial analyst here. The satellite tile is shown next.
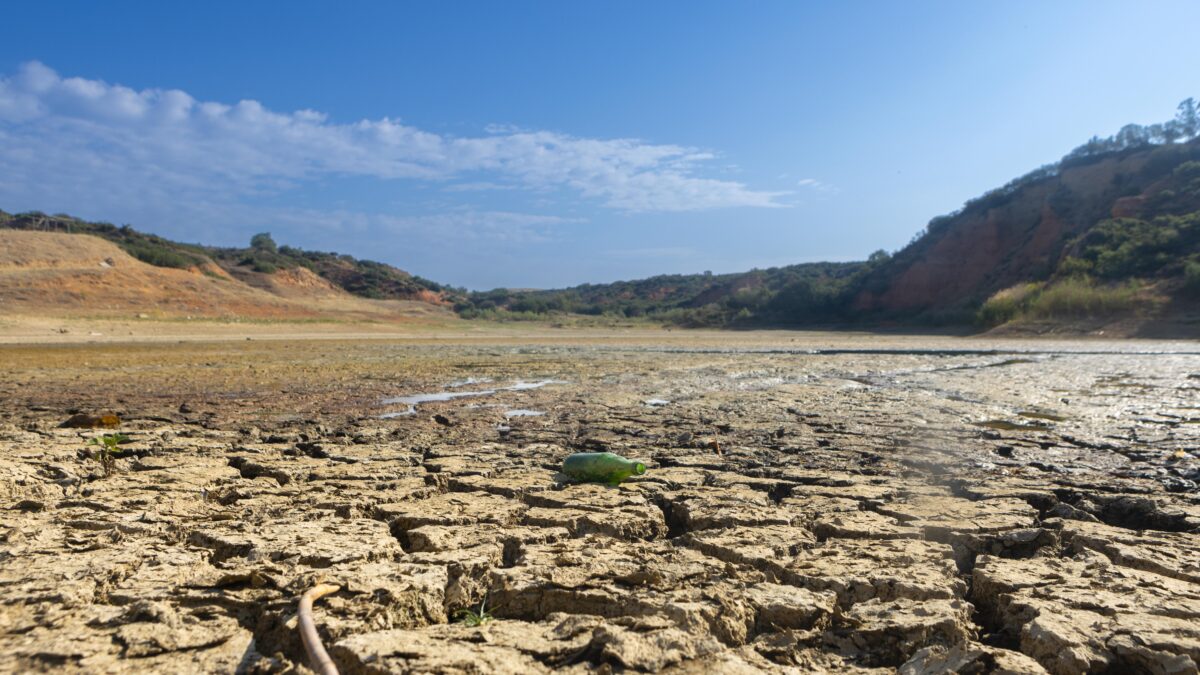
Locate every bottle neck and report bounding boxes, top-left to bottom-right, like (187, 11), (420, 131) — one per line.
(622, 460), (646, 475)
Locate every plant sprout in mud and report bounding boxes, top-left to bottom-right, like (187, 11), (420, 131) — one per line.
(89, 433), (128, 477)
(454, 596), (496, 627)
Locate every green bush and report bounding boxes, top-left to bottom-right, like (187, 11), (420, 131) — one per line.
(1069, 214), (1199, 279)
(250, 232), (277, 253)
(1174, 161), (1200, 180)
(121, 241), (205, 269)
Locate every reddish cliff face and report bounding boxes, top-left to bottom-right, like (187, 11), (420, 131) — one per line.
(1110, 196), (1146, 218)
(854, 150), (1158, 314)
(858, 192), (1044, 313)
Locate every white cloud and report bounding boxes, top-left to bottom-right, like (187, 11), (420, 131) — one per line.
(289, 208), (579, 244)
(0, 61), (786, 215)
(796, 177), (836, 193)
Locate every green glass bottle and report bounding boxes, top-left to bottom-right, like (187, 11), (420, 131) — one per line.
(562, 452), (646, 486)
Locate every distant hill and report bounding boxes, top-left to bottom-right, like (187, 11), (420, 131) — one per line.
(458, 261), (867, 326)
(0, 219), (457, 322)
(0, 212), (463, 313)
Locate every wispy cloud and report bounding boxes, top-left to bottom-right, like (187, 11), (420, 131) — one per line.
(0, 61), (786, 217)
(796, 177), (837, 193)
(317, 208), (579, 244)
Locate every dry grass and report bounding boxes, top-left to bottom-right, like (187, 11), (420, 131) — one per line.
(977, 282), (1043, 326)
(1027, 278), (1139, 318)
(980, 278), (1141, 326)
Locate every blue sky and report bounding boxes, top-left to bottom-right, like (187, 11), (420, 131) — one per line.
(1, 1), (1198, 289)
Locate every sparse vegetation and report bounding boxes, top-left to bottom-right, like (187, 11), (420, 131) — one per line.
(211, 236), (455, 300)
(88, 433), (129, 477)
(453, 597), (496, 627)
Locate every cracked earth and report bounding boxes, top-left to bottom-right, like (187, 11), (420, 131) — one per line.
(1, 335), (1198, 673)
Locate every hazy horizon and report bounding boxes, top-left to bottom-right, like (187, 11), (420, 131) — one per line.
(2, 1), (1199, 290)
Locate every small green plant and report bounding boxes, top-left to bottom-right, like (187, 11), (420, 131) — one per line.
(89, 433), (129, 476)
(453, 596), (496, 627)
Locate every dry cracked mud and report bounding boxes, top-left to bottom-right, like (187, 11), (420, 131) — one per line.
(1, 334), (1198, 673)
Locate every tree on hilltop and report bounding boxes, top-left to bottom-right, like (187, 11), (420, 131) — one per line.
(250, 232), (277, 253)
(1177, 98), (1198, 140)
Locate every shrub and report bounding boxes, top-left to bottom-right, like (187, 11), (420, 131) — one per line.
(121, 241), (205, 269)
(977, 283), (1042, 326)
(1071, 214), (1199, 279)
(1174, 161), (1200, 179)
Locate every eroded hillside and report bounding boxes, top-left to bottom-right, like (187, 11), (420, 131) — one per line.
(855, 140), (1200, 319)
(0, 212), (459, 307)
(0, 231), (453, 322)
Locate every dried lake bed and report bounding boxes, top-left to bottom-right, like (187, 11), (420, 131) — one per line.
(1, 331), (1198, 673)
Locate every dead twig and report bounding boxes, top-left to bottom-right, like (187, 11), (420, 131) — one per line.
(298, 583), (341, 675)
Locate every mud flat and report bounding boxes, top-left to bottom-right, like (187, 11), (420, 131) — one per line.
(1, 333), (1198, 673)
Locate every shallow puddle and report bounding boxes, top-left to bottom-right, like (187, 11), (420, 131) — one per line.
(505, 379), (567, 391)
(380, 379), (565, 417)
(382, 390), (493, 406)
